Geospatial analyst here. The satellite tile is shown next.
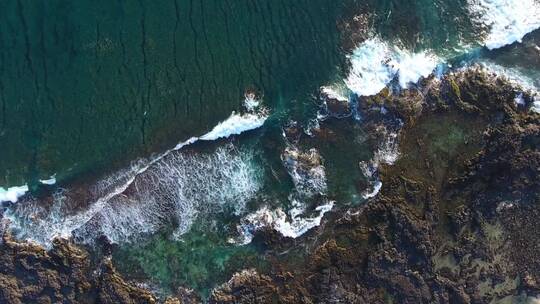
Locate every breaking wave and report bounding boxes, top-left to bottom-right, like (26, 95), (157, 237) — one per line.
(200, 112), (267, 141)
(0, 176), (57, 204)
(0, 186), (29, 204)
(467, 0), (540, 50)
(345, 37), (439, 96)
(3, 101), (268, 247)
(233, 144), (334, 244)
(4, 145), (262, 247)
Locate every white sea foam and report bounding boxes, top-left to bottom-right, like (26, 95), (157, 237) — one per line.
(514, 93), (526, 106)
(5, 145), (262, 246)
(394, 49), (439, 88)
(200, 112), (267, 141)
(3, 103), (269, 246)
(478, 61), (539, 91)
(304, 117), (322, 137)
(2, 190), (96, 244)
(0, 185), (29, 203)
(232, 144), (332, 244)
(373, 127), (400, 165)
(235, 200), (334, 244)
(468, 0), (540, 50)
(243, 93), (261, 112)
(360, 127), (400, 199)
(345, 38), (396, 96)
(475, 61), (540, 113)
(81, 145), (261, 243)
(281, 147), (327, 197)
(345, 37), (439, 96)
(273, 200), (333, 238)
(320, 85), (349, 102)
(534, 97), (540, 113)
(362, 180), (382, 199)
(39, 176), (57, 185)
(174, 111), (267, 148)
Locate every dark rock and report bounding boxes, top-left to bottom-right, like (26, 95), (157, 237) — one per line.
(1, 69), (538, 304)
(210, 69), (540, 304)
(0, 231), (164, 304)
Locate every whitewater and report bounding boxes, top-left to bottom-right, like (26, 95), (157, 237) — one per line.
(467, 0), (540, 49)
(313, 0), (540, 209)
(3, 0), (540, 250)
(3, 100), (268, 247)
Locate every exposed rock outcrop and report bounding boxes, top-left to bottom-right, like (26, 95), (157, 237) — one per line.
(210, 69), (540, 304)
(0, 231), (159, 304)
(0, 69), (538, 304)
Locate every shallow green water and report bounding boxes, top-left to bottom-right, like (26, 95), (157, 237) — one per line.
(2, 0), (540, 301)
(113, 222), (267, 298)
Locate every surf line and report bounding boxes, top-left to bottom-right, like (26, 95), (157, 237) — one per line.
(0, 176), (57, 204)
(0, 109), (268, 205)
(82, 109), (268, 209)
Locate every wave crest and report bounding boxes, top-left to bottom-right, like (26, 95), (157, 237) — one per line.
(468, 0), (540, 49)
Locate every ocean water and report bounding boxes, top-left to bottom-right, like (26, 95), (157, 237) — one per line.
(1, 0), (539, 298)
(0, 0), (345, 188)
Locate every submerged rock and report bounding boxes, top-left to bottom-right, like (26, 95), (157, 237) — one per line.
(209, 69), (540, 303)
(0, 69), (538, 304)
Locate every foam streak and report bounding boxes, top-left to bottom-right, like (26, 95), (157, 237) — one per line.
(468, 0), (540, 49)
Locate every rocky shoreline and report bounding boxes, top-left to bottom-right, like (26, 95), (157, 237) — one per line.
(208, 69), (540, 303)
(0, 68), (538, 303)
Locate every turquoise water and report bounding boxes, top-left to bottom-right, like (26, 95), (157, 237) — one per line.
(113, 221), (268, 298)
(1, 0), (539, 300)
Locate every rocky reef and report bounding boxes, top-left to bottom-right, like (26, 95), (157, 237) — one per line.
(0, 69), (538, 304)
(209, 70), (540, 303)
(0, 231), (158, 304)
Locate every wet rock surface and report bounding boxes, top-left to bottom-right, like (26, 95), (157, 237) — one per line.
(0, 70), (538, 304)
(0, 231), (158, 304)
(209, 70), (540, 304)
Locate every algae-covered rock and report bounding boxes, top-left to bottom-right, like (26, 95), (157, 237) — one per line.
(209, 69), (540, 304)
(1, 69), (538, 304)
(0, 231), (163, 304)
